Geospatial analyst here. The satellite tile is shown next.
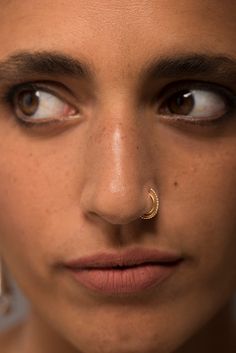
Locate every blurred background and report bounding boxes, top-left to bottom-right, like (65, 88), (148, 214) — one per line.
(0, 272), (29, 331)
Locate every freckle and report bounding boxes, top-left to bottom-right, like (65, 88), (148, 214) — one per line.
(174, 181), (178, 187)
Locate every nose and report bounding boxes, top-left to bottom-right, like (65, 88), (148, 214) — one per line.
(80, 101), (155, 225)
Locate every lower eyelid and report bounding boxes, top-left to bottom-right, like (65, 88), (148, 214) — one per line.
(7, 85), (79, 123)
(157, 87), (236, 121)
(2, 79), (236, 128)
(157, 109), (234, 127)
(15, 115), (82, 131)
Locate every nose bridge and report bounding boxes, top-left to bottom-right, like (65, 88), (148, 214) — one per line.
(99, 108), (141, 193)
(81, 96), (152, 224)
(91, 98), (147, 192)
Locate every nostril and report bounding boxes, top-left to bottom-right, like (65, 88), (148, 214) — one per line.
(81, 186), (149, 225)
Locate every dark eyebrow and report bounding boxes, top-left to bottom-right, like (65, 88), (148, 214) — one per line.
(0, 51), (236, 85)
(0, 51), (92, 81)
(143, 54), (236, 83)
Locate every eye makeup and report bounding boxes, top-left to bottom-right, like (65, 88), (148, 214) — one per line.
(0, 81), (81, 129)
(155, 80), (236, 126)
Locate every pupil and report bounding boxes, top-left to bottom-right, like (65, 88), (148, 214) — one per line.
(18, 90), (40, 116)
(168, 90), (194, 115)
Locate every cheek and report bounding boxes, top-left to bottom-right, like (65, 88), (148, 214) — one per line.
(0, 127), (90, 309)
(0, 149), (74, 305)
(0, 126), (84, 232)
(0, 159), (52, 287)
(166, 153), (236, 295)
(154, 126), (236, 297)
(0, 136), (79, 269)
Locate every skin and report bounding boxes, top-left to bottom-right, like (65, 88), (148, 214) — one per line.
(0, 1), (236, 352)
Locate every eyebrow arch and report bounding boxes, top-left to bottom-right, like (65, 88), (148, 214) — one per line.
(143, 53), (236, 83)
(0, 51), (93, 81)
(0, 51), (236, 85)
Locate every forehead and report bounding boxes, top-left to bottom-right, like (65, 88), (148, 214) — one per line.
(0, 0), (236, 72)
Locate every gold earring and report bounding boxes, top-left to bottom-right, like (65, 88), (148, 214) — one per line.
(141, 188), (159, 220)
(0, 257), (11, 315)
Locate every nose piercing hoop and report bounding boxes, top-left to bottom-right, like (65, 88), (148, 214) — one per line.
(141, 188), (159, 220)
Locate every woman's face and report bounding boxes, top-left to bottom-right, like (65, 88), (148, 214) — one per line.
(0, 1), (236, 353)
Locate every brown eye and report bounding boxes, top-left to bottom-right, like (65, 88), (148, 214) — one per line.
(17, 90), (40, 116)
(166, 90), (194, 115)
(159, 87), (229, 122)
(12, 86), (79, 124)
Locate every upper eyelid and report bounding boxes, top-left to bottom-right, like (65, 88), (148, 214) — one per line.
(3, 82), (81, 127)
(4, 80), (78, 108)
(156, 80), (236, 103)
(1, 78), (235, 130)
(2, 78), (236, 110)
(155, 80), (236, 126)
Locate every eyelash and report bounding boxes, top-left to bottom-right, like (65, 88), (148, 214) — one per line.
(3, 81), (77, 128)
(156, 80), (236, 125)
(1, 80), (236, 128)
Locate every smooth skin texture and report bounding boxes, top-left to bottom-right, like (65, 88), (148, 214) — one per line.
(0, 1), (236, 352)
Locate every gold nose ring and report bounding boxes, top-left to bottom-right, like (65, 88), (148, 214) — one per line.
(141, 188), (159, 220)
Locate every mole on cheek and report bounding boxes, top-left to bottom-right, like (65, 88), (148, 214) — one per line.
(174, 181), (178, 187)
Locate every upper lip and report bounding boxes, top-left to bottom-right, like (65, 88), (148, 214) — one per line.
(65, 247), (183, 269)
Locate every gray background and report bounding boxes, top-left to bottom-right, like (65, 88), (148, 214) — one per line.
(0, 277), (29, 331)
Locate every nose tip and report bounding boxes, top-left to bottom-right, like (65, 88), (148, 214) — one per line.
(81, 185), (149, 225)
(79, 105), (155, 225)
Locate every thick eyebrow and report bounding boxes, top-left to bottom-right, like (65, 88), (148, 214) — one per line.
(0, 51), (236, 85)
(143, 54), (236, 83)
(0, 51), (92, 81)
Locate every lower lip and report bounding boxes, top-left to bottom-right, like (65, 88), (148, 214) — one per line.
(67, 262), (181, 295)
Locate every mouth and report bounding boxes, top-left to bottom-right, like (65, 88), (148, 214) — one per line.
(90, 260), (180, 270)
(64, 247), (184, 295)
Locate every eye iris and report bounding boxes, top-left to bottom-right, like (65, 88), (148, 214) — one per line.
(17, 90), (40, 116)
(167, 90), (194, 115)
